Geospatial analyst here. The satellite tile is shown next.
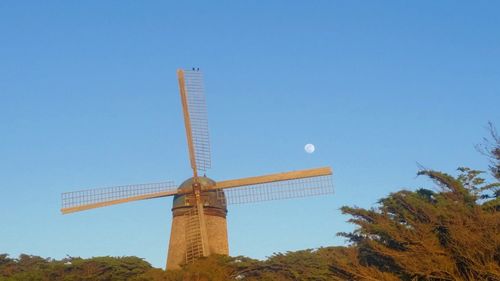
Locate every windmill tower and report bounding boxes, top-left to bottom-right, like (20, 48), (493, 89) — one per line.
(60, 69), (334, 270)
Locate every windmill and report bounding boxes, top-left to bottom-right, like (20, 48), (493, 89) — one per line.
(61, 69), (334, 270)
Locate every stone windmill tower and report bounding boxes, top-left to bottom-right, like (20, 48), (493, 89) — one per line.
(60, 69), (334, 270)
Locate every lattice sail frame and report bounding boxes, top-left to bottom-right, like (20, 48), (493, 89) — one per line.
(183, 70), (211, 172)
(61, 181), (177, 213)
(217, 175), (333, 205)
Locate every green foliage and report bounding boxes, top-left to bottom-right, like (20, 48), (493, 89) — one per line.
(335, 168), (500, 280)
(0, 255), (152, 281)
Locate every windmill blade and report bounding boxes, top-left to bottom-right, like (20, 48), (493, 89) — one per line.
(213, 167), (333, 205)
(177, 69), (211, 177)
(215, 167), (332, 190)
(61, 181), (178, 214)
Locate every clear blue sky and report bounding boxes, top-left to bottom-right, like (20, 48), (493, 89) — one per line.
(1, 1), (499, 269)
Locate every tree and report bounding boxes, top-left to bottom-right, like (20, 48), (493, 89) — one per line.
(332, 168), (500, 280)
(0, 255), (153, 281)
(477, 122), (500, 181)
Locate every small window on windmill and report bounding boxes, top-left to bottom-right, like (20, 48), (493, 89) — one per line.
(216, 189), (227, 207)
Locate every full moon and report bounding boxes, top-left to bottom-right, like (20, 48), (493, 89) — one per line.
(304, 143), (315, 154)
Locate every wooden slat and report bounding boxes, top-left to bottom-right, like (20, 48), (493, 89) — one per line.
(61, 190), (179, 214)
(213, 167), (333, 190)
(194, 191), (210, 257)
(178, 69), (198, 178)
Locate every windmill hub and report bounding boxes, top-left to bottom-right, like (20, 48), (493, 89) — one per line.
(172, 176), (227, 218)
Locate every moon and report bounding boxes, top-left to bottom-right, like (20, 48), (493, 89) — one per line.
(304, 143), (315, 154)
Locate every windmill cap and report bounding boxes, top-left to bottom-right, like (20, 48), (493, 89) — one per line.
(172, 177), (227, 214)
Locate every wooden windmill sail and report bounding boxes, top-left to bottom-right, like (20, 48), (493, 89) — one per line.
(61, 69), (334, 269)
